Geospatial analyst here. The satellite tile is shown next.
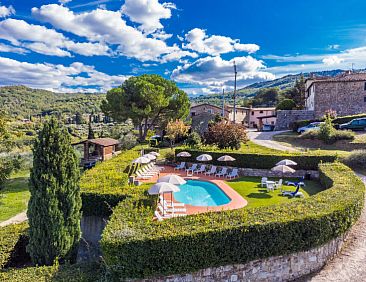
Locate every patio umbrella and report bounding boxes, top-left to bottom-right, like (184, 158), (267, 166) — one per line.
(158, 174), (187, 185)
(217, 155), (236, 162)
(148, 182), (180, 215)
(143, 154), (156, 160)
(196, 154), (212, 162)
(177, 151), (191, 157)
(276, 159), (297, 166)
(149, 151), (160, 157)
(133, 157), (150, 164)
(271, 165), (296, 174)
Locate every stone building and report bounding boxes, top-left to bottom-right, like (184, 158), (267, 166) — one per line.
(305, 72), (366, 118)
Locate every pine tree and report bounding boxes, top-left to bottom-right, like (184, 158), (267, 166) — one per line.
(27, 118), (82, 265)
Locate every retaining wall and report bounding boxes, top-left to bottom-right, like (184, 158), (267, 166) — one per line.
(275, 110), (315, 130)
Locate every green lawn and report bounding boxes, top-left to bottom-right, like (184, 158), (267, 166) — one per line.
(227, 176), (324, 208)
(0, 171), (30, 223)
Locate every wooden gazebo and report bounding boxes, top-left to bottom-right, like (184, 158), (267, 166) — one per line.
(74, 138), (120, 162)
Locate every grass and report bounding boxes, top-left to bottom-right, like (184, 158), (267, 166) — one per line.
(0, 170), (30, 223)
(227, 176), (324, 208)
(273, 131), (365, 154)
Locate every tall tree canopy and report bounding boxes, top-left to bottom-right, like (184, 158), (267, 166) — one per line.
(101, 74), (190, 141)
(251, 88), (279, 107)
(282, 75), (306, 109)
(27, 118), (81, 265)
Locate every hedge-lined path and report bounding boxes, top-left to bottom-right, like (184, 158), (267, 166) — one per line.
(0, 211), (27, 227)
(247, 130), (299, 152)
(302, 173), (366, 282)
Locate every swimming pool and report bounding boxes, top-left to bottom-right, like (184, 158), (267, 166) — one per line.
(174, 180), (231, 207)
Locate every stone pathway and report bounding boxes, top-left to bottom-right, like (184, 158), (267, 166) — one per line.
(0, 211), (28, 227)
(301, 173), (366, 282)
(247, 130), (299, 152)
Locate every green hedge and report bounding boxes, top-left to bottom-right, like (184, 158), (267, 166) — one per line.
(0, 262), (101, 282)
(80, 149), (140, 216)
(101, 163), (364, 279)
(175, 148), (338, 170)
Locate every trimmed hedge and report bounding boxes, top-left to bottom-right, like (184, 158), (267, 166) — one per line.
(0, 223), (28, 269)
(0, 262), (101, 282)
(101, 163), (364, 279)
(175, 148), (338, 170)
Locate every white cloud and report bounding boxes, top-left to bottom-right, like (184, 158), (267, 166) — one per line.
(32, 4), (178, 62)
(0, 18), (110, 57)
(0, 56), (128, 92)
(322, 55), (344, 66)
(59, 0), (72, 4)
(160, 48), (198, 63)
(171, 56), (274, 88)
(121, 0), (175, 34)
(0, 5), (15, 18)
(183, 28), (260, 56)
(0, 43), (28, 54)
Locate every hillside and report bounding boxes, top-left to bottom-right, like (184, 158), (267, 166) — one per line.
(0, 86), (106, 117)
(190, 69), (351, 106)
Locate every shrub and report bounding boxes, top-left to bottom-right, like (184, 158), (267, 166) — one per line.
(342, 150), (366, 169)
(276, 99), (296, 110)
(299, 129), (319, 140)
(318, 115), (336, 144)
(101, 163), (364, 279)
(204, 121), (248, 150)
(184, 132), (202, 148)
(0, 223), (28, 269)
(331, 130), (355, 142)
(175, 148), (337, 170)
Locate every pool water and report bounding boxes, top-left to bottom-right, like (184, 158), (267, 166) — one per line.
(174, 180), (231, 207)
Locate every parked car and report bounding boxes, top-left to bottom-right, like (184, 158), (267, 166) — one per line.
(262, 124), (275, 131)
(297, 122), (322, 134)
(339, 118), (366, 131)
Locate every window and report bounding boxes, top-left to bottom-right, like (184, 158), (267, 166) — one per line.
(191, 112), (196, 116)
(364, 82), (366, 91)
(259, 110), (263, 114)
(207, 109), (213, 114)
(251, 112), (254, 115)
(364, 96), (366, 102)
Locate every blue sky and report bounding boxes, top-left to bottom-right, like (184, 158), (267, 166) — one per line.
(1, 0), (366, 94)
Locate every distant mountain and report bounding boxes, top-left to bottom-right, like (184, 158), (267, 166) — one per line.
(0, 85), (106, 117)
(190, 69), (357, 106)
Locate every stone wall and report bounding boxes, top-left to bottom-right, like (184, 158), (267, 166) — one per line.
(239, 168), (319, 179)
(136, 233), (347, 282)
(275, 110), (315, 130)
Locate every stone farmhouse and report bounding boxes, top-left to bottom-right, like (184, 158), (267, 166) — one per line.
(305, 72), (366, 118)
(190, 103), (276, 129)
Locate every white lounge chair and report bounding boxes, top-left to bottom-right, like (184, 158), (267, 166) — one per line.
(154, 211), (171, 221)
(136, 171), (153, 180)
(205, 166), (217, 176)
(215, 167), (228, 178)
(140, 167), (157, 176)
(226, 168), (239, 179)
(158, 204), (186, 216)
(174, 162), (185, 170)
(194, 165), (206, 174)
(275, 179), (283, 190)
(261, 177), (268, 187)
(162, 204), (187, 214)
(186, 163), (197, 172)
(159, 196), (185, 208)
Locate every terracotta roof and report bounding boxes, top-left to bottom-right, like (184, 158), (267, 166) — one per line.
(250, 107), (276, 111)
(87, 138), (119, 147)
(190, 103), (223, 110)
(306, 72), (366, 91)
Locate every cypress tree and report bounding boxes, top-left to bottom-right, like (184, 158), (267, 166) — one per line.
(87, 122), (95, 139)
(27, 118), (82, 265)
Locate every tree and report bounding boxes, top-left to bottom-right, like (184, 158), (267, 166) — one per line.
(283, 75), (306, 109)
(87, 122), (95, 139)
(252, 88), (279, 107)
(75, 112), (84, 124)
(185, 131), (202, 148)
(276, 99), (296, 110)
(204, 121), (248, 150)
(27, 118), (82, 265)
(101, 74), (190, 141)
(166, 120), (189, 148)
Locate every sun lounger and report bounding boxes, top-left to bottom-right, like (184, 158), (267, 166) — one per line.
(140, 167), (157, 176)
(174, 162), (185, 170)
(282, 184), (304, 197)
(193, 165), (206, 174)
(158, 204), (187, 216)
(226, 168), (239, 179)
(186, 163), (197, 172)
(159, 196), (185, 207)
(154, 211), (172, 221)
(136, 171), (153, 180)
(215, 167), (228, 178)
(204, 166), (217, 175)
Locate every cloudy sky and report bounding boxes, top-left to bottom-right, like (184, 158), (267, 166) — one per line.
(1, 0), (366, 94)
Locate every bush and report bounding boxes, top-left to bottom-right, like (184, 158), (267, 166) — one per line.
(342, 150), (366, 169)
(101, 163), (364, 279)
(299, 129), (319, 140)
(175, 148), (337, 170)
(184, 132), (201, 148)
(331, 130), (355, 142)
(300, 122), (355, 144)
(0, 223), (28, 269)
(276, 99), (296, 110)
(204, 121), (248, 150)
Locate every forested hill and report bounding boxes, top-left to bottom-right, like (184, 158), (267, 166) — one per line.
(190, 69), (350, 106)
(0, 86), (106, 117)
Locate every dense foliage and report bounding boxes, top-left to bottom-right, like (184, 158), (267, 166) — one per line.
(101, 74), (190, 141)
(204, 121), (248, 149)
(184, 131), (202, 148)
(282, 75), (306, 109)
(0, 86), (104, 118)
(101, 163), (364, 279)
(276, 98), (296, 110)
(342, 150), (366, 169)
(175, 148), (337, 170)
(166, 120), (189, 148)
(27, 118), (81, 265)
